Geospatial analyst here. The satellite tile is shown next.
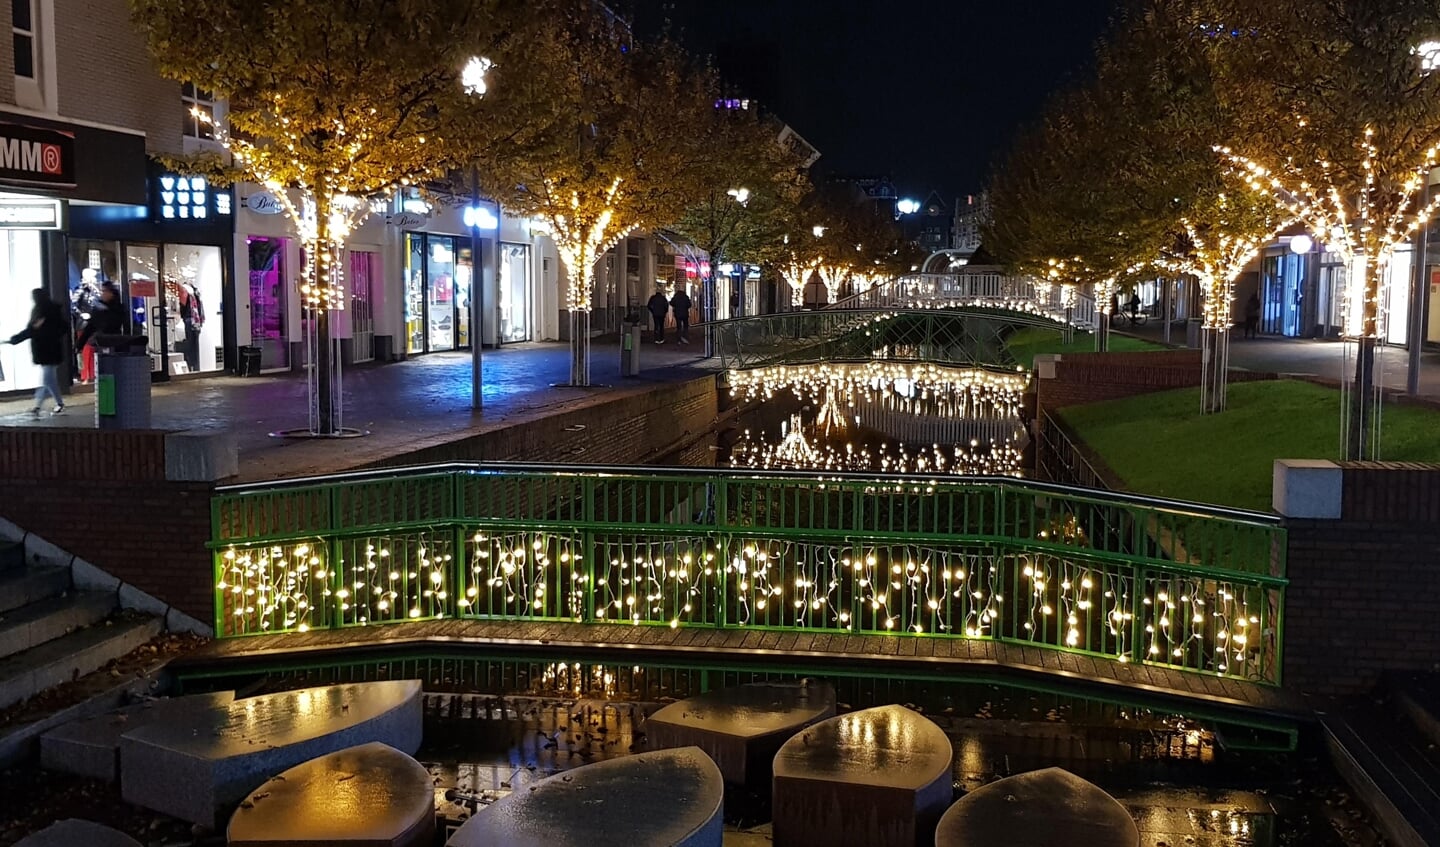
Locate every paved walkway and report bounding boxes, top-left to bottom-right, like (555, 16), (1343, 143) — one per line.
(0, 339), (720, 481)
(1120, 320), (1440, 400)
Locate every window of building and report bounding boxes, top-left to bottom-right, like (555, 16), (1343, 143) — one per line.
(183, 83), (216, 140)
(12, 0), (34, 79)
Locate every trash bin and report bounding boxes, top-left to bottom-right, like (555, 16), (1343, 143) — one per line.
(237, 345), (262, 377)
(94, 334), (151, 430)
(621, 323), (642, 377)
(1186, 318), (1203, 349)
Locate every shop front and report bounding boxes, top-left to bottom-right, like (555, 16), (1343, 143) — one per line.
(0, 114), (148, 396)
(65, 168), (235, 381)
(1262, 242), (1413, 343)
(404, 229), (473, 354)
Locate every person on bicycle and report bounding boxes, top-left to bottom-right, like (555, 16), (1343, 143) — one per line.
(1128, 293), (1141, 324)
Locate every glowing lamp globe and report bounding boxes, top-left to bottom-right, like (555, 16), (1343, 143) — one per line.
(1289, 235), (1314, 255)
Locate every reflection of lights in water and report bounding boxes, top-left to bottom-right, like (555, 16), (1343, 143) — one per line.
(727, 361), (1028, 476)
(732, 421), (1024, 477)
(732, 411), (1024, 477)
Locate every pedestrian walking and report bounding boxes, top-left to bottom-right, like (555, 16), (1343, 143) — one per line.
(647, 288), (669, 344)
(5, 288), (68, 416)
(670, 286), (692, 345)
(76, 282), (126, 378)
(1244, 293), (1261, 339)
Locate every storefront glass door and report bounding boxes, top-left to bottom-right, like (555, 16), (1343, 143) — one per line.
(500, 243), (531, 342)
(0, 229), (45, 392)
(427, 236), (457, 352)
(349, 250), (377, 363)
(123, 245), (166, 376)
(247, 236), (289, 371)
(456, 244), (473, 349)
(165, 245), (224, 374)
(1262, 254), (1305, 337)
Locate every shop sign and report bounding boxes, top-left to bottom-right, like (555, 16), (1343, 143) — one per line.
(0, 122), (75, 187)
(0, 197), (62, 229)
(387, 211), (427, 229)
(130, 279), (158, 297)
(245, 191), (284, 214)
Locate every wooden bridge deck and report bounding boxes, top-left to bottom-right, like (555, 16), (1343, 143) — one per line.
(175, 620), (1306, 722)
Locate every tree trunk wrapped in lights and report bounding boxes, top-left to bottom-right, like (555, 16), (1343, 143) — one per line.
(1195, 0), (1440, 457)
(1223, 136), (1440, 450)
(129, 0), (530, 433)
(1167, 198), (1292, 414)
(473, 3), (715, 386)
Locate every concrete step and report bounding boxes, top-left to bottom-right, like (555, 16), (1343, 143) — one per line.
(1321, 699), (1440, 847)
(0, 539), (23, 574)
(0, 616), (163, 711)
(0, 568), (71, 617)
(0, 592), (117, 662)
(1392, 673), (1440, 749)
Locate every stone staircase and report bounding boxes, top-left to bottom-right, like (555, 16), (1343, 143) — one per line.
(1320, 674), (1440, 847)
(0, 540), (163, 712)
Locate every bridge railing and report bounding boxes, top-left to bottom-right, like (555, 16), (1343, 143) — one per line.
(210, 463), (1288, 685)
(835, 273), (1100, 331)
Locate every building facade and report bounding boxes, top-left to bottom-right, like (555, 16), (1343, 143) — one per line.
(0, 0), (240, 395)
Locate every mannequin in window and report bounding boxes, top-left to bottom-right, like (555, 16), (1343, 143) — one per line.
(179, 281), (204, 371)
(74, 269), (102, 382)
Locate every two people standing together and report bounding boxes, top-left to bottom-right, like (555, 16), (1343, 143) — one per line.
(647, 286), (692, 345)
(5, 283), (126, 417)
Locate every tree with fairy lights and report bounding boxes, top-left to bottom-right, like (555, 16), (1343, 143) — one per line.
(1196, 0), (1440, 456)
(129, 0), (531, 435)
(1097, 0), (1294, 412)
(668, 94), (812, 333)
(474, 3), (712, 386)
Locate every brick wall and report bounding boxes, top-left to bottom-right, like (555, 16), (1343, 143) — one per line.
(364, 377), (721, 468)
(0, 428), (214, 622)
(54, 0), (182, 154)
(1035, 350), (1277, 412)
(0, 380), (722, 625)
(0, 1), (181, 153)
(1282, 463), (1440, 695)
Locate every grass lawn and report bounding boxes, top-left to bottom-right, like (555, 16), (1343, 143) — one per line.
(1005, 327), (1164, 368)
(1058, 379), (1440, 511)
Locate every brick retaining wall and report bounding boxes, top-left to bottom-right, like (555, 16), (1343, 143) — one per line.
(0, 378), (723, 626)
(1282, 463), (1440, 695)
(0, 429), (214, 622)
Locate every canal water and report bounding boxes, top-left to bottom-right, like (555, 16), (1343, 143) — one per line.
(234, 660), (1379, 847)
(717, 364), (1031, 477)
(401, 667), (1374, 846)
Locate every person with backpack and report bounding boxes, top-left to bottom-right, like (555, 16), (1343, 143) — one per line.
(5, 288), (68, 416)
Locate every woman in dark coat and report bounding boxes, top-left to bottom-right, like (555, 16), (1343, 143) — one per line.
(6, 288), (67, 416)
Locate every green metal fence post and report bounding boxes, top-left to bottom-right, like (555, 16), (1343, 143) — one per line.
(453, 470), (467, 620)
(715, 480), (729, 628)
(211, 494), (225, 637)
(1130, 564), (1146, 666)
(329, 485), (344, 630)
(584, 477), (597, 624)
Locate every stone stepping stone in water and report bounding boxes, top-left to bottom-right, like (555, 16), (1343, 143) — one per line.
(15, 819), (141, 847)
(934, 767), (1139, 847)
(119, 679), (423, 828)
(646, 679), (835, 787)
(772, 704), (954, 847)
(40, 691), (235, 782)
(447, 746), (724, 847)
(227, 742), (434, 847)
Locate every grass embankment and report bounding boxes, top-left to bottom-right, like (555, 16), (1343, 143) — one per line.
(1058, 379), (1440, 511)
(1004, 327), (1164, 369)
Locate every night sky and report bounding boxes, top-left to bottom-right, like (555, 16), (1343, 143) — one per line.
(632, 0), (1115, 202)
